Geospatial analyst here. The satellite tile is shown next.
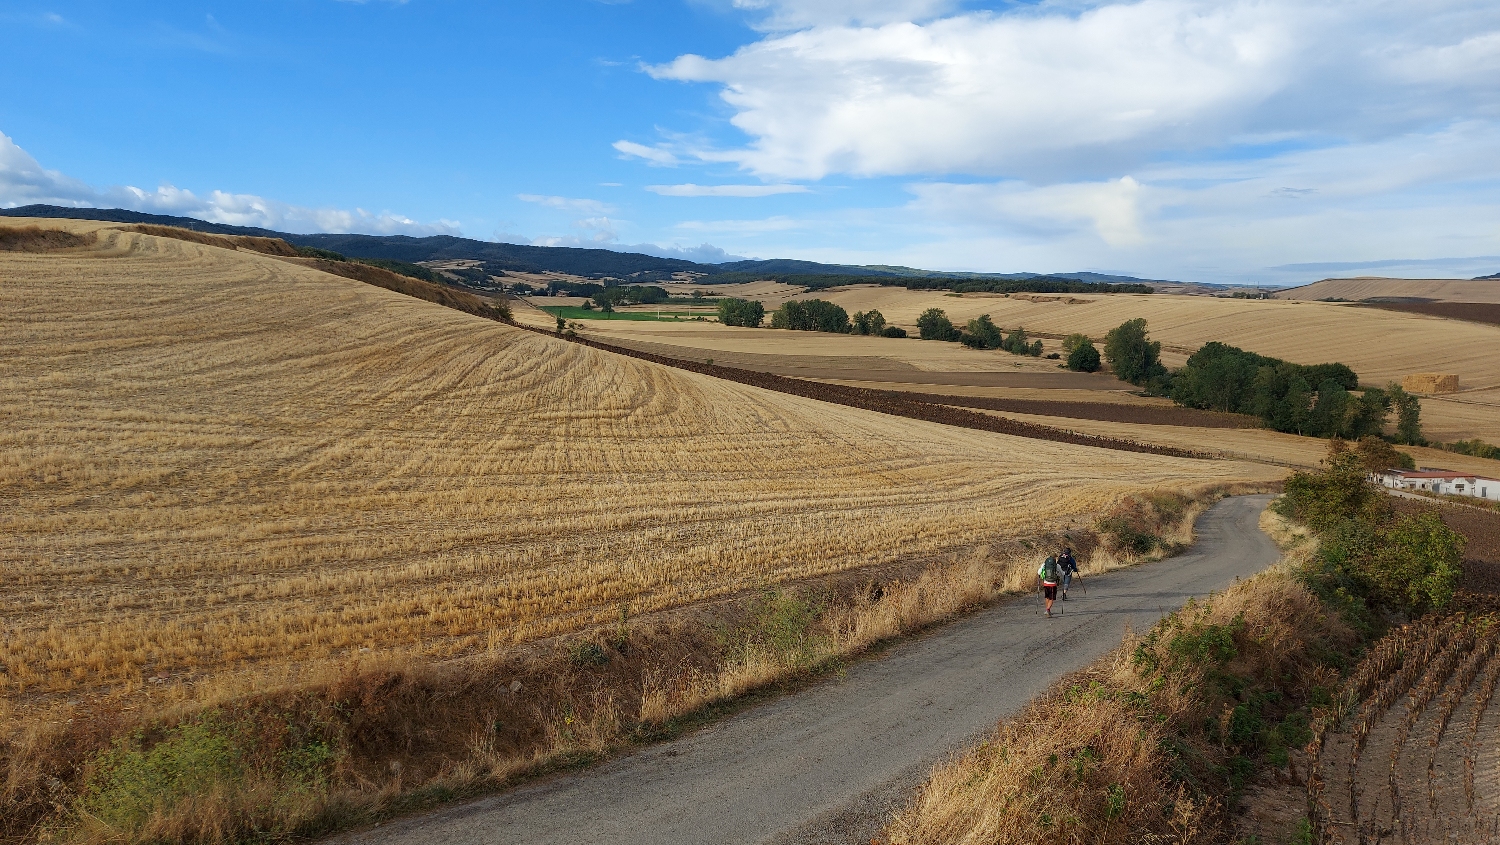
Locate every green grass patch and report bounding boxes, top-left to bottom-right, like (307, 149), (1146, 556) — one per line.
(540, 306), (716, 322)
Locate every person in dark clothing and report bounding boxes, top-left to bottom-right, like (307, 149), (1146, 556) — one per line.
(1057, 547), (1078, 600)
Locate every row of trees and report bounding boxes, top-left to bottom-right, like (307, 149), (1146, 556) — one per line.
(915, 309), (1044, 355)
(1098, 319), (1424, 444)
(755, 299), (907, 336)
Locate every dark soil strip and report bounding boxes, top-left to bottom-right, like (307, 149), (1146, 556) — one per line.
(530, 328), (1212, 459)
(903, 392), (1260, 429)
(1359, 301), (1500, 328)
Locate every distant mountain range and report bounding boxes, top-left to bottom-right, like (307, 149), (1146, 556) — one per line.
(1, 204), (1195, 291)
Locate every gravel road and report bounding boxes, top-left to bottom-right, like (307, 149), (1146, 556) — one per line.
(332, 494), (1278, 845)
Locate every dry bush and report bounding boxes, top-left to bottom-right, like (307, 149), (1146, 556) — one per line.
(0, 226), (96, 252)
(888, 568), (1355, 845)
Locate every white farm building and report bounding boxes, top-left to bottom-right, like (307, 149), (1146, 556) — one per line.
(1373, 469), (1500, 502)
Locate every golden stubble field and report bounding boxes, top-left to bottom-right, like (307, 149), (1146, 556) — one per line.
(521, 284), (1500, 443)
(0, 220), (1276, 722)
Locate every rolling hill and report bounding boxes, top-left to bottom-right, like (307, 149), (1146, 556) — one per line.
(0, 217), (1270, 721)
(1274, 276), (1500, 303)
(0, 204), (1171, 289)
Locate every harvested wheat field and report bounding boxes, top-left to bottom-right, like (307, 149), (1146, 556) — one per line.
(529, 285), (1500, 442)
(969, 409), (1500, 474)
(0, 219), (1276, 723)
(1277, 276), (1500, 304)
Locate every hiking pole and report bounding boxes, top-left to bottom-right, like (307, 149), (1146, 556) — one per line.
(1076, 573), (1087, 596)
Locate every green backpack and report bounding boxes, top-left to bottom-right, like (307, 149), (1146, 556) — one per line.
(1039, 555), (1060, 583)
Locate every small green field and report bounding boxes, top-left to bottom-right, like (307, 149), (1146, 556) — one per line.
(539, 306), (718, 322)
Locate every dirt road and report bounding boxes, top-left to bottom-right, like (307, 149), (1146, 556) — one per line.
(333, 495), (1278, 845)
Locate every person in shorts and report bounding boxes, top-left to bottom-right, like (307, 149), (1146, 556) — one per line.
(1038, 554), (1062, 617)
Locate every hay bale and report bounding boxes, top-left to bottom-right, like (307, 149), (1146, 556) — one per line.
(1402, 373), (1460, 394)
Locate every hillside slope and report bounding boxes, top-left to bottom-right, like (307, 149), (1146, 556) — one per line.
(0, 218), (1273, 716)
(1275, 276), (1500, 303)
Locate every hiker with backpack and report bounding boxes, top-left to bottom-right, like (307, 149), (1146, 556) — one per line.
(1037, 553), (1062, 618)
(1058, 546), (1079, 600)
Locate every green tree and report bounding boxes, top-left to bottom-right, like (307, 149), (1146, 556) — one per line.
(851, 309), (888, 335)
(717, 298), (765, 328)
(917, 308), (961, 341)
(1002, 327), (1029, 354)
(1388, 383), (1423, 445)
(1308, 379), (1353, 438)
(1061, 333), (1092, 354)
(965, 314), (1004, 348)
(1028, 339), (1043, 356)
(1066, 339), (1101, 372)
(1352, 435), (1414, 472)
(1102, 318), (1165, 385)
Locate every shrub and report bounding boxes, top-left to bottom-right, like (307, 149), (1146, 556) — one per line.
(881, 325), (908, 338)
(1365, 510), (1463, 611)
(1066, 340), (1101, 372)
(1277, 448), (1389, 533)
(717, 297), (766, 328)
(916, 308), (961, 341)
(294, 246), (347, 261)
(1442, 438), (1500, 460)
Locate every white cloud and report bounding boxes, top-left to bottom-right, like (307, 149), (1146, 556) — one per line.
(613, 140), (681, 166)
(646, 183), (810, 197)
(912, 176), (1145, 246)
(0, 131), (459, 236)
(517, 193), (613, 214)
(638, 0), (1500, 181)
(615, 241), (750, 262)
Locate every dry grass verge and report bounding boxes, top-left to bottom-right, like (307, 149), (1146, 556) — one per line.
(885, 559), (1355, 845)
(0, 226), (96, 252)
(2, 489), (1234, 844)
(127, 224), (300, 257)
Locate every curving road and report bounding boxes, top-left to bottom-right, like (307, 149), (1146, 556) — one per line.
(332, 495), (1279, 845)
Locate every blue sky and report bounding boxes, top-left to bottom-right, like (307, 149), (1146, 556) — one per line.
(3, 0), (1500, 284)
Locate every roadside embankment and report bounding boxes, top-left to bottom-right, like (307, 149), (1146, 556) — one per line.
(2, 488), (1249, 845)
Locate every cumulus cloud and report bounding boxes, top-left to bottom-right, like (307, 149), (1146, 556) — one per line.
(897, 120), (1500, 280)
(634, 0), (1500, 181)
(0, 131), (459, 235)
(645, 183), (809, 196)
